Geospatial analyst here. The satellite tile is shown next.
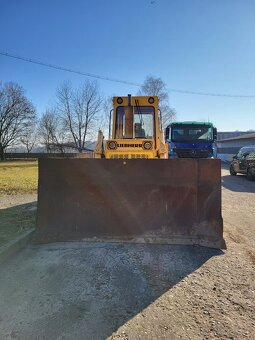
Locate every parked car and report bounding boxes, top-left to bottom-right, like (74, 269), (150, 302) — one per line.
(230, 146), (255, 180)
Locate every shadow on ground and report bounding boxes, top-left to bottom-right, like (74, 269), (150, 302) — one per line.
(0, 202), (36, 246)
(221, 173), (255, 193)
(0, 242), (223, 339)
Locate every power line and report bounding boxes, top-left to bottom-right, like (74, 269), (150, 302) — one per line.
(1, 50), (255, 98)
(168, 88), (255, 98)
(0, 51), (141, 87)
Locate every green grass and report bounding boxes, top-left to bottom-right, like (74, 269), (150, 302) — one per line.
(0, 160), (38, 194)
(0, 203), (36, 246)
(0, 160), (37, 245)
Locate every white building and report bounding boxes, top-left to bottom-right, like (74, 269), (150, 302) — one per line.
(217, 132), (255, 161)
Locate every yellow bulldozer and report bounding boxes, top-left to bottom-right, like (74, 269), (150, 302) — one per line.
(35, 95), (226, 249)
(94, 94), (168, 159)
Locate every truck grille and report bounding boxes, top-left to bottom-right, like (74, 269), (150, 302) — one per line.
(176, 149), (210, 158)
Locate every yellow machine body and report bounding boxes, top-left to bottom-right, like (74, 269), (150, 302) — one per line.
(96, 95), (168, 159)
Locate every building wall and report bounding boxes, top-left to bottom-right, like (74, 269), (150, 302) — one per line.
(217, 137), (255, 161)
(217, 131), (250, 141)
(217, 139), (255, 149)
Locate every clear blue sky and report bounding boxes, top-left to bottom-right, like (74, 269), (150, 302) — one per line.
(0, 0), (255, 131)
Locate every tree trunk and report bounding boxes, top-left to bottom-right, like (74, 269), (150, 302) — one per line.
(0, 143), (5, 160)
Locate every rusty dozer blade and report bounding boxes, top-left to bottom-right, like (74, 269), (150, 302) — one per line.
(34, 158), (226, 249)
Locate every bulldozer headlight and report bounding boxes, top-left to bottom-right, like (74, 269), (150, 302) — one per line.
(117, 97), (123, 104)
(108, 141), (117, 150)
(148, 97), (154, 104)
(142, 141), (152, 150)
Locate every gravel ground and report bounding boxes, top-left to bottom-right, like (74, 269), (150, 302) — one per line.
(0, 167), (254, 339)
(0, 194), (37, 209)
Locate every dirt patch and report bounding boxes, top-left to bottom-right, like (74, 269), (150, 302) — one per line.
(246, 249), (255, 265)
(225, 229), (245, 244)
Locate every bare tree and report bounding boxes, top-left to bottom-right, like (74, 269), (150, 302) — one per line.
(20, 123), (38, 153)
(38, 110), (65, 153)
(160, 103), (177, 129)
(139, 76), (176, 127)
(0, 82), (36, 160)
(56, 81), (102, 152)
(99, 96), (113, 138)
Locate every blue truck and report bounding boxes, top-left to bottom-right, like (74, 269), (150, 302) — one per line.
(165, 121), (217, 158)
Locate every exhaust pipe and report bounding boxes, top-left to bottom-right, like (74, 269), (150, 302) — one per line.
(125, 94), (133, 138)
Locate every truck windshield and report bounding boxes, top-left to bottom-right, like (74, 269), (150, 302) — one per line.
(171, 124), (213, 142)
(115, 106), (155, 139)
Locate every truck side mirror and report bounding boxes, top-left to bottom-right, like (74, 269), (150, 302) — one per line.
(165, 127), (170, 142)
(213, 127), (217, 140)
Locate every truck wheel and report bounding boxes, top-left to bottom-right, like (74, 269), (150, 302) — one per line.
(246, 167), (255, 181)
(230, 165), (236, 176)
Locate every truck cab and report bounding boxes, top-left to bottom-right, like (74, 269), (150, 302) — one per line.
(165, 121), (217, 158)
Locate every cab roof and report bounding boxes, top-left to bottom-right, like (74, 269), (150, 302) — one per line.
(171, 121), (214, 127)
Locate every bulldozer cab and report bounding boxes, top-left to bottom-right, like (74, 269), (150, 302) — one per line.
(104, 95), (167, 159)
(113, 96), (156, 140)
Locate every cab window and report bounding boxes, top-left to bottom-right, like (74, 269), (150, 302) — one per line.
(115, 106), (155, 139)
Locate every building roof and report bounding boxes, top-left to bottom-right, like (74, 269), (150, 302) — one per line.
(219, 132), (255, 142)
